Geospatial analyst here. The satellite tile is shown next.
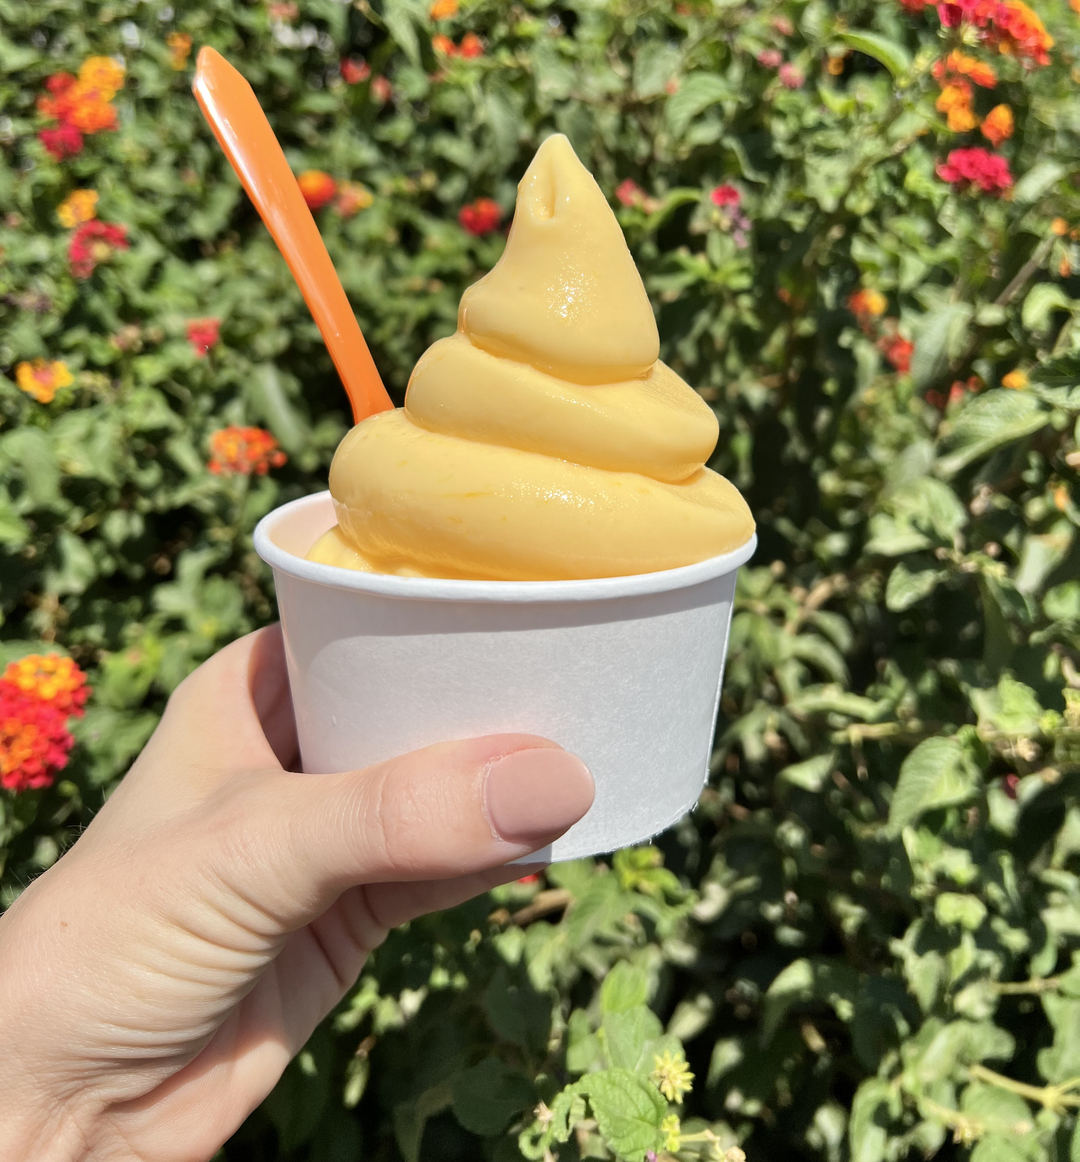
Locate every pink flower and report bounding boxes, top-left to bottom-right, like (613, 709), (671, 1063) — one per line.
(710, 184), (741, 207)
(39, 124), (83, 160)
(616, 178), (646, 207)
(757, 49), (782, 68)
(936, 147), (1013, 194)
(68, 220), (129, 278)
(779, 62), (805, 88)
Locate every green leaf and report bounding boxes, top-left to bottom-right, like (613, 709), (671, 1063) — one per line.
(886, 563), (944, 612)
(888, 737), (981, 835)
(848, 1078), (896, 1162)
(937, 390), (1051, 476)
(1022, 282), (1073, 333)
(838, 31), (912, 78)
(382, 0), (427, 65)
(780, 752), (835, 792)
(762, 958), (859, 1042)
(394, 1084), (451, 1162)
(450, 1058), (535, 1137)
(665, 73), (731, 137)
(600, 961), (649, 1014)
(910, 302), (971, 389)
(578, 1069), (666, 1162)
(1013, 160), (1065, 205)
(602, 1004), (664, 1071)
(935, 893), (988, 930)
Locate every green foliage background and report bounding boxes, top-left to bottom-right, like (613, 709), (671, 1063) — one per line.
(4, 0), (1080, 1159)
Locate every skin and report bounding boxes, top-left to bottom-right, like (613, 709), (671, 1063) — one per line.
(0, 625), (594, 1161)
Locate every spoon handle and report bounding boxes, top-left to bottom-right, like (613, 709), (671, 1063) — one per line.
(193, 47), (393, 424)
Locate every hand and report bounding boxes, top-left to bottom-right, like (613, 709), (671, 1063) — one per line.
(0, 625), (593, 1161)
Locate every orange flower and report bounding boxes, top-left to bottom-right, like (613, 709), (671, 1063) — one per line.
(937, 81), (977, 132)
(1052, 218), (1069, 236)
(3, 655), (89, 716)
(849, 288), (888, 320)
(336, 181), (373, 217)
(981, 104), (1014, 146)
(990, 0), (1053, 66)
(297, 170), (337, 210)
(933, 49), (997, 87)
(1002, 368), (1028, 389)
(78, 56), (125, 97)
(433, 33), (456, 55)
(430, 0), (458, 16)
(56, 189), (98, 228)
(879, 331), (914, 373)
(208, 426), (287, 476)
(167, 32), (193, 71)
(14, 359), (74, 404)
(38, 72), (118, 135)
(459, 32), (484, 58)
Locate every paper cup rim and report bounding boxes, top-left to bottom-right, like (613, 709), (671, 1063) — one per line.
(254, 490), (757, 603)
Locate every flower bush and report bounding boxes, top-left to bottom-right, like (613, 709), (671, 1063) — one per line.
(3, 1), (1080, 1160)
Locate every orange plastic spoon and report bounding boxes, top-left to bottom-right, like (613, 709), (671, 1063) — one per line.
(193, 46), (393, 424)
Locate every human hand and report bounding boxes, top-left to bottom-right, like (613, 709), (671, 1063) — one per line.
(0, 625), (593, 1161)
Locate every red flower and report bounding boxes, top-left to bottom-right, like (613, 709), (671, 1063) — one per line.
(39, 124), (84, 160)
(757, 49), (782, 67)
(458, 32), (484, 58)
(459, 197), (502, 236)
(341, 58), (370, 84)
(936, 147), (1013, 194)
(899, 0), (932, 11)
(187, 318), (221, 357)
(0, 680), (75, 793)
(297, 170), (337, 211)
(208, 426), (287, 476)
(68, 220), (129, 278)
(879, 333), (915, 372)
(711, 184), (741, 207)
(1003, 773), (1020, 799)
(517, 873), (540, 885)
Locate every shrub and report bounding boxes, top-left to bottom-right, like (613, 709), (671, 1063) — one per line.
(2, 1), (1080, 1159)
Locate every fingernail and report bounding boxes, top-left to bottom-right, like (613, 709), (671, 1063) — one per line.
(484, 749), (594, 845)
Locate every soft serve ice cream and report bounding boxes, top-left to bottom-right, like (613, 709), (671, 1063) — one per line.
(307, 134), (754, 581)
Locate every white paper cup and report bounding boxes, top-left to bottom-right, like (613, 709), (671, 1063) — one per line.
(254, 492), (756, 862)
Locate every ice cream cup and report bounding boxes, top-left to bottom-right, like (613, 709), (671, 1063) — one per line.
(254, 491), (756, 863)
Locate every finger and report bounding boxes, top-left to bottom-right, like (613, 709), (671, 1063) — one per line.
(212, 734), (593, 927)
(158, 626), (295, 775)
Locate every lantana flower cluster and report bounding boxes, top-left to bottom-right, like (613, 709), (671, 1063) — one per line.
(432, 32), (484, 59)
(0, 654), (89, 793)
(297, 171), (374, 218)
(208, 426), (288, 476)
(14, 359), (74, 404)
(458, 197), (502, 235)
(848, 289), (915, 373)
(37, 56), (125, 160)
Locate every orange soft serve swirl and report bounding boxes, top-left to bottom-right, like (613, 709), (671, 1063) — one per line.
(307, 134), (754, 581)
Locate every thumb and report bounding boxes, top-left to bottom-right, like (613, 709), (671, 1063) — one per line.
(210, 734), (594, 925)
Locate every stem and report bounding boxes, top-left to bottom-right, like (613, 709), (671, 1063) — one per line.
(990, 976), (1062, 996)
(968, 1064), (1080, 1113)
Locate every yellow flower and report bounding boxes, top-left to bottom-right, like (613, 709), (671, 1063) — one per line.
(661, 1114), (682, 1153)
(56, 189), (99, 229)
(651, 1050), (694, 1103)
(1002, 369), (1028, 390)
(78, 55), (125, 98)
(14, 359), (73, 404)
(167, 31), (193, 71)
